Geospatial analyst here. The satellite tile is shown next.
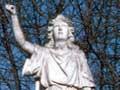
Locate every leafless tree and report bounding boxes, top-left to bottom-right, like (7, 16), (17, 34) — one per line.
(0, 0), (119, 90)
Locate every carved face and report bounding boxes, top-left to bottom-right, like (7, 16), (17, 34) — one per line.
(53, 21), (69, 41)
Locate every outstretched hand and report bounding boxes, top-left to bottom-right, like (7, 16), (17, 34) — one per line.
(5, 4), (16, 15)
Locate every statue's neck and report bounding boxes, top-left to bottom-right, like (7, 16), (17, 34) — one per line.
(51, 41), (71, 56)
(54, 41), (68, 50)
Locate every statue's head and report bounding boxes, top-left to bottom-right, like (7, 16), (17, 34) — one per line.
(45, 15), (76, 49)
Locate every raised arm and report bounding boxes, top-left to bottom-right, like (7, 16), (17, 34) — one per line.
(6, 4), (34, 54)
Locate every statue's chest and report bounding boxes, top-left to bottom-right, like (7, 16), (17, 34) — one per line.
(48, 49), (78, 64)
(45, 50), (79, 77)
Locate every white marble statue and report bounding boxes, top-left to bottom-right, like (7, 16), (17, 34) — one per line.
(6, 4), (96, 90)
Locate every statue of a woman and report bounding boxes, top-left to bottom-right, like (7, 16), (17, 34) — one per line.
(6, 4), (96, 90)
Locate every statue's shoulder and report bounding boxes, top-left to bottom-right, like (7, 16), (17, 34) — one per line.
(33, 44), (49, 54)
(72, 47), (85, 56)
(69, 43), (85, 56)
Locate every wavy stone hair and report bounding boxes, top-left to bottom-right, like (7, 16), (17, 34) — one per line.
(45, 15), (78, 50)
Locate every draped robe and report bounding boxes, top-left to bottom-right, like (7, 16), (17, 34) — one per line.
(22, 45), (95, 90)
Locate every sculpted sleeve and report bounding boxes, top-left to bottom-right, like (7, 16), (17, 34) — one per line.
(22, 44), (45, 78)
(79, 50), (96, 88)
